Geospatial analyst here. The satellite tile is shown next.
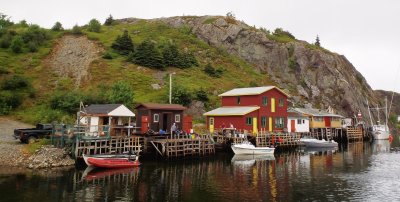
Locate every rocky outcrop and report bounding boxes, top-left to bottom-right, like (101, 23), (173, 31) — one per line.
(133, 16), (378, 118)
(46, 35), (103, 88)
(26, 145), (75, 169)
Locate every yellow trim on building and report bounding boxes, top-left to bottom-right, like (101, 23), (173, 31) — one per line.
(269, 117), (272, 132)
(271, 98), (275, 113)
(253, 117), (258, 135)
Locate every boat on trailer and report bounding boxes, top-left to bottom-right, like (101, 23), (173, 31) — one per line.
(300, 137), (338, 148)
(231, 141), (275, 155)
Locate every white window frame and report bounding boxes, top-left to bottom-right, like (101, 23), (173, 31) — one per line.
(175, 114), (181, 122)
(154, 114), (159, 123)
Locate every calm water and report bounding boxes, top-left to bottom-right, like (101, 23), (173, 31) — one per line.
(1, 137), (400, 202)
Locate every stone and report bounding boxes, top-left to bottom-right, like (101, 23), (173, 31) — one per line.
(151, 84), (161, 90)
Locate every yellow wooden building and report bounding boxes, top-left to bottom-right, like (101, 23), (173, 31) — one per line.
(291, 108), (343, 129)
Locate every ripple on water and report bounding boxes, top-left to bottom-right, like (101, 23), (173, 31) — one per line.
(339, 152), (400, 201)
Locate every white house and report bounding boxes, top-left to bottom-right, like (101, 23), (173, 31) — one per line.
(78, 104), (135, 137)
(287, 108), (310, 133)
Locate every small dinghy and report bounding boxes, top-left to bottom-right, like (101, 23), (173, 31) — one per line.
(86, 157), (140, 169)
(231, 141), (275, 155)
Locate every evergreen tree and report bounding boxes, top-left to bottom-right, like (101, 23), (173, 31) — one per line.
(52, 22), (64, 31)
(87, 19), (101, 33)
(111, 30), (134, 55)
(104, 14), (114, 26)
(162, 43), (180, 67)
(107, 81), (134, 107)
(131, 40), (165, 69)
(315, 35), (321, 47)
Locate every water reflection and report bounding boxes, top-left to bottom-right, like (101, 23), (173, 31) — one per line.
(1, 137), (400, 201)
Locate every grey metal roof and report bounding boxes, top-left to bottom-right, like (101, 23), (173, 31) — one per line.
(204, 106), (260, 116)
(291, 108), (343, 118)
(85, 104), (122, 114)
(218, 86), (289, 97)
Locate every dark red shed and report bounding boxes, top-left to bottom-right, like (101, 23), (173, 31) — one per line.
(135, 103), (189, 134)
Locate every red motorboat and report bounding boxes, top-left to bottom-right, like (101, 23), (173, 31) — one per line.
(87, 157), (140, 169)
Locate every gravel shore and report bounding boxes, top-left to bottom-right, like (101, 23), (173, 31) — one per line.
(0, 117), (75, 169)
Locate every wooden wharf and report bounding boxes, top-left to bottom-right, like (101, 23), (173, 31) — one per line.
(150, 134), (215, 158)
(255, 131), (301, 148)
(74, 136), (143, 158)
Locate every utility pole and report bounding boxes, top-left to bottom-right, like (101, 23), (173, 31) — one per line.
(169, 72), (176, 104)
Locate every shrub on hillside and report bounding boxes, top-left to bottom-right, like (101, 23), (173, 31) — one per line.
(204, 63), (223, 78)
(0, 33), (12, 48)
(162, 43), (197, 68)
(104, 15), (115, 26)
(273, 28), (295, 39)
(2, 75), (30, 90)
(131, 39), (165, 69)
(10, 36), (23, 53)
(71, 24), (82, 35)
(50, 91), (82, 113)
(171, 86), (192, 106)
(0, 91), (23, 114)
(51, 22), (64, 31)
(195, 89), (209, 103)
(107, 81), (134, 107)
(111, 30), (134, 55)
(21, 24), (49, 46)
(0, 13), (13, 28)
(87, 19), (101, 33)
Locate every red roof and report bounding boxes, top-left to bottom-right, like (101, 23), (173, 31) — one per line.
(135, 103), (186, 110)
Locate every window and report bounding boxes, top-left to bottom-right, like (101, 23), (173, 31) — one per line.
(175, 114), (181, 122)
(153, 114), (159, 122)
(314, 117), (323, 122)
(275, 117), (284, 128)
(302, 119), (305, 124)
(297, 119), (302, 124)
(261, 116), (267, 127)
(278, 98), (284, 107)
(262, 96), (268, 105)
(246, 117), (253, 125)
(237, 96), (241, 105)
(209, 117), (214, 125)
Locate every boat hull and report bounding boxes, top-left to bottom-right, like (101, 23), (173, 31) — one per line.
(372, 130), (390, 140)
(231, 145), (275, 155)
(87, 158), (140, 169)
(83, 154), (138, 167)
(300, 138), (338, 148)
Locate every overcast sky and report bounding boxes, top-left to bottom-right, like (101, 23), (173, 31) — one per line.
(2, 0), (400, 92)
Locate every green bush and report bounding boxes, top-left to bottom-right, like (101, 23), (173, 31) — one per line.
(204, 63), (223, 78)
(27, 41), (38, 52)
(0, 91), (23, 112)
(51, 22), (64, 31)
(107, 81), (134, 107)
(71, 24), (82, 35)
(0, 13), (13, 28)
(21, 24), (49, 46)
(102, 52), (113, 59)
(19, 20), (28, 27)
(111, 30), (134, 55)
(2, 75), (30, 90)
(10, 36), (23, 53)
(0, 33), (12, 48)
(87, 19), (101, 33)
(162, 43), (198, 68)
(0, 66), (9, 74)
(195, 89), (209, 102)
(172, 85), (192, 106)
(50, 91), (82, 113)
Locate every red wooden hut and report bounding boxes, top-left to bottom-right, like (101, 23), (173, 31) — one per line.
(135, 103), (191, 134)
(204, 86), (289, 134)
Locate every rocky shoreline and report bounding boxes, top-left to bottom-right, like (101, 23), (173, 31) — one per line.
(0, 117), (75, 169)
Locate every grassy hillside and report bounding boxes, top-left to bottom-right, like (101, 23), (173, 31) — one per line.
(0, 16), (275, 124)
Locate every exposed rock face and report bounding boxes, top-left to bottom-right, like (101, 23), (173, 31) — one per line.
(26, 145), (75, 169)
(142, 16), (378, 118)
(46, 35), (103, 88)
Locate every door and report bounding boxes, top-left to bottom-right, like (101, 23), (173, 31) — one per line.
(162, 113), (172, 132)
(324, 117), (331, 127)
(269, 117), (273, 132)
(252, 117), (258, 135)
(291, 120), (296, 132)
(209, 117), (214, 133)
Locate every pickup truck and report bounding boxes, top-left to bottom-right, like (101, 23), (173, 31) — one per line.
(13, 123), (53, 143)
